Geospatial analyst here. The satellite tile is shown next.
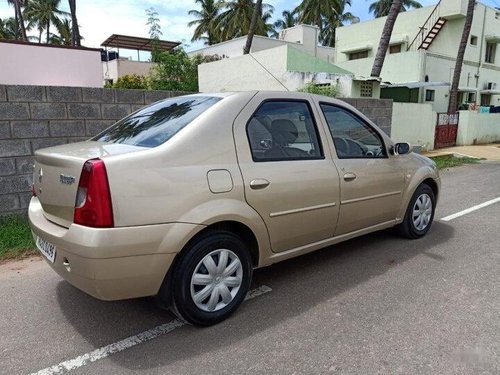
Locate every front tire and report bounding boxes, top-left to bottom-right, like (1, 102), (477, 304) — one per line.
(169, 231), (252, 326)
(398, 183), (435, 239)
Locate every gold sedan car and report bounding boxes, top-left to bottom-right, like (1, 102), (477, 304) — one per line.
(29, 91), (440, 325)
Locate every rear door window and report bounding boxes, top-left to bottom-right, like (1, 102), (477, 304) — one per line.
(93, 96), (221, 147)
(246, 101), (323, 161)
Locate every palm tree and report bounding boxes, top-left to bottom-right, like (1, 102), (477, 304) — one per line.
(293, 0), (355, 47)
(188, 0), (220, 45)
(0, 17), (17, 39)
(24, 0), (68, 44)
(369, 0), (422, 18)
(243, 0), (262, 54)
(448, 0), (475, 113)
(68, 0), (81, 46)
(214, 0), (274, 41)
(50, 17), (71, 45)
(7, 0), (28, 41)
(371, 0), (403, 77)
(320, 0), (355, 47)
(273, 10), (297, 32)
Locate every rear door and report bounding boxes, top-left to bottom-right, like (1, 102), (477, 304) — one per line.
(233, 93), (340, 253)
(315, 101), (405, 236)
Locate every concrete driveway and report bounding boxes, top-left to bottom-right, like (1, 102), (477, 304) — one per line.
(1, 161), (499, 375)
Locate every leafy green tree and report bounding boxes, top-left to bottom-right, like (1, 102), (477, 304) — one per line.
(112, 74), (149, 90)
(369, 0), (422, 18)
(294, 0), (356, 47)
(146, 7), (162, 62)
(24, 0), (68, 43)
(150, 49), (220, 92)
(299, 82), (340, 97)
(188, 0), (220, 45)
(214, 0), (274, 41)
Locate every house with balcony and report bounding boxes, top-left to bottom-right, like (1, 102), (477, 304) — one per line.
(334, 0), (500, 112)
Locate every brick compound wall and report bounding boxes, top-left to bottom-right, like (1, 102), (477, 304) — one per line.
(0, 85), (392, 217)
(0, 85), (189, 217)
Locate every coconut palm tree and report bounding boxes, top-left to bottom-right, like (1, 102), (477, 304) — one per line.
(369, 0), (422, 18)
(214, 0), (274, 41)
(243, 0), (261, 54)
(293, 0), (355, 47)
(371, 0), (403, 77)
(68, 0), (81, 46)
(0, 17), (18, 39)
(7, 0), (28, 41)
(188, 0), (220, 45)
(273, 10), (297, 32)
(448, 0), (475, 113)
(50, 17), (71, 45)
(24, 0), (68, 44)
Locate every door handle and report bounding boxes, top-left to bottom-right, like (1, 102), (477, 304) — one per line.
(343, 172), (357, 181)
(250, 179), (270, 189)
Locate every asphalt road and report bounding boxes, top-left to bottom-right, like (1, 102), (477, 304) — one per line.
(1, 161), (499, 375)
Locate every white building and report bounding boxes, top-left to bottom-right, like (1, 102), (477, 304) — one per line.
(335, 0), (500, 112)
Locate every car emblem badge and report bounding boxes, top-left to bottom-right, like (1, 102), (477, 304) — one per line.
(60, 174), (76, 185)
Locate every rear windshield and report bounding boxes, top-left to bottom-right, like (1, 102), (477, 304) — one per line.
(92, 96), (221, 147)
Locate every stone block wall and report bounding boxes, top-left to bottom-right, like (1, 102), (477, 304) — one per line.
(340, 98), (393, 136)
(0, 85), (189, 217)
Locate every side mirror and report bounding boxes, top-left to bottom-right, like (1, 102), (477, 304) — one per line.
(394, 142), (411, 155)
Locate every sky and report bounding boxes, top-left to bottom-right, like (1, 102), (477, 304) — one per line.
(1, 0), (500, 58)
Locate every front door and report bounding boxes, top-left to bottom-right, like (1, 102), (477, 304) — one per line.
(316, 102), (405, 236)
(233, 95), (340, 253)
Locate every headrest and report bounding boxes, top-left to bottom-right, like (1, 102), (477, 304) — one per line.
(270, 119), (298, 146)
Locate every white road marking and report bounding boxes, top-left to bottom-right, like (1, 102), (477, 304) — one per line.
(30, 285), (272, 375)
(441, 197), (500, 222)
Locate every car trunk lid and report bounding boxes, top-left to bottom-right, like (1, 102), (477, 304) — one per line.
(33, 141), (146, 228)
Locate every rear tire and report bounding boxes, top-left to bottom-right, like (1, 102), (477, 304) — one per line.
(398, 183), (435, 239)
(169, 231), (252, 326)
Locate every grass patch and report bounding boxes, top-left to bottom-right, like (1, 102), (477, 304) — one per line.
(430, 155), (481, 170)
(0, 215), (36, 262)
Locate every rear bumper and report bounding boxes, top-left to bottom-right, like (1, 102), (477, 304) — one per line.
(28, 197), (203, 300)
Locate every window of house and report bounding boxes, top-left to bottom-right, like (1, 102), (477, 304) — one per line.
(360, 82), (373, 97)
(389, 44), (402, 54)
(246, 101), (323, 162)
(425, 89), (435, 102)
(470, 35), (478, 45)
(481, 94), (491, 106)
(466, 92), (476, 103)
(485, 42), (496, 63)
(320, 104), (386, 159)
(348, 50), (369, 60)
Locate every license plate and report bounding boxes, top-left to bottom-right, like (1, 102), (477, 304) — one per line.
(36, 236), (56, 263)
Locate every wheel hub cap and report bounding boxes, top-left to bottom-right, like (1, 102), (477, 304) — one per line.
(190, 249), (243, 312)
(412, 193), (433, 231)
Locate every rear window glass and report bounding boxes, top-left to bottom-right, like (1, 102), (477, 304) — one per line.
(92, 96), (221, 147)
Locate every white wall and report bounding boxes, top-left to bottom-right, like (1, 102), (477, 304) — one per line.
(0, 41), (103, 87)
(198, 45), (351, 94)
(457, 111), (500, 145)
(391, 103), (437, 151)
(198, 46), (289, 92)
(102, 59), (154, 82)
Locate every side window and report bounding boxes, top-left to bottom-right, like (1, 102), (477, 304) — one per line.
(320, 104), (386, 159)
(247, 101), (323, 161)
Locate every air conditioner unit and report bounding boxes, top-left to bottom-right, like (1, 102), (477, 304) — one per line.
(485, 82), (496, 90)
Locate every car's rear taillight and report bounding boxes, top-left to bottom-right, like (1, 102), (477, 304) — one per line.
(74, 159), (114, 228)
